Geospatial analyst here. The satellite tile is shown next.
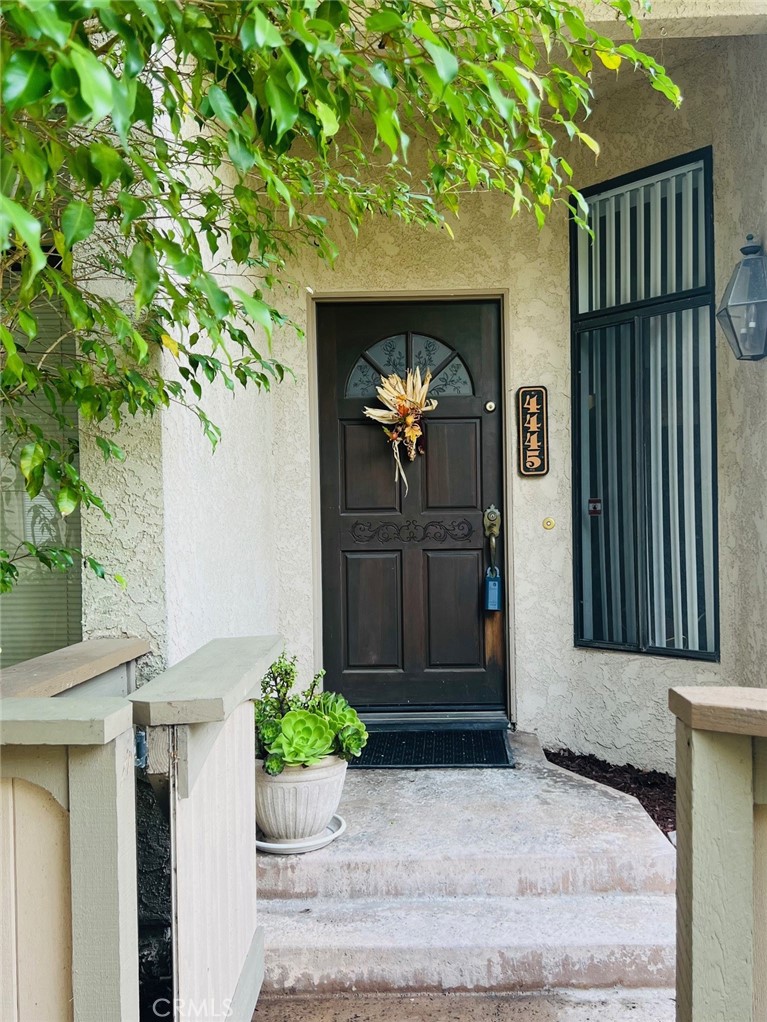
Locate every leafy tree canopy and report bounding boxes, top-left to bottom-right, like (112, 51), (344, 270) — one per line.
(0, 0), (678, 591)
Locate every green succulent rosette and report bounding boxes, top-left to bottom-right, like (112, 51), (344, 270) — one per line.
(267, 709), (334, 766)
(315, 692), (359, 733)
(263, 752), (285, 776)
(310, 692), (369, 760)
(336, 722), (368, 759)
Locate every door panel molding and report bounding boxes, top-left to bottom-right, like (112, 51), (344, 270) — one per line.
(317, 298), (507, 713)
(306, 289), (517, 722)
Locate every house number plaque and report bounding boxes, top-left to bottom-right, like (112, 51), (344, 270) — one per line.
(516, 386), (549, 476)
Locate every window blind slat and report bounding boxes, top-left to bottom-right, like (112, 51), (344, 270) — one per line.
(579, 162), (706, 314)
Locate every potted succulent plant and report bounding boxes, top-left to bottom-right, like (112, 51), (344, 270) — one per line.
(254, 652), (368, 842)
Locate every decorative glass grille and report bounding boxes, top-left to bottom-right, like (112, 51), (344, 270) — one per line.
(346, 332), (473, 398)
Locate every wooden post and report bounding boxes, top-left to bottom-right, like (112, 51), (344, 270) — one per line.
(753, 738), (767, 1022)
(68, 728), (139, 1022)
(675, 719), (754, 1022)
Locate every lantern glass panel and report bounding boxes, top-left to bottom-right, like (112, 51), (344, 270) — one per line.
(716, 253), (767, 360)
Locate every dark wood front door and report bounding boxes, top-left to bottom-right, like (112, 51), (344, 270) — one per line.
(318, 300), (506, 713)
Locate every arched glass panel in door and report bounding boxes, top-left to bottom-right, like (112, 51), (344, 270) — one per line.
(345, 331), (474, 398)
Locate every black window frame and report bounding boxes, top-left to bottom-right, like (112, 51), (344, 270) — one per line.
(569, 146), (720, 662)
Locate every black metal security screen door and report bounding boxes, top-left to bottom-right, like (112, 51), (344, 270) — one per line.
(317, 300), (506, 713)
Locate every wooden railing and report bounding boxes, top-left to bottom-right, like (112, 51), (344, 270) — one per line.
(130, 635), (281, 1021)
(1, 638), (149, 1022)
(1, 634), (280, 1022)
(670, 686), (767, 1022)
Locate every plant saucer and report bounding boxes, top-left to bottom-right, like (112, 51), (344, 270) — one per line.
(256, 814), (346, 855)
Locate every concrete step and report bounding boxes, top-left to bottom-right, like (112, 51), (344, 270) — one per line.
(258, 843), (674, 900)
(257, 746), (675, 900)
(255, 989), (677, 1022)
(260, 893), (676, 994)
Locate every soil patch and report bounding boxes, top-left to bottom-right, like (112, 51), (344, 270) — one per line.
(544, 749), (676, 834)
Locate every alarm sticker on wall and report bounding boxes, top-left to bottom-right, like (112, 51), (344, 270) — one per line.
(516, 386), (549, 476)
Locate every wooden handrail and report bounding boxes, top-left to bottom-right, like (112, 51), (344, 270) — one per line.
(128, 635), (282, 725)
(669, 686), (767, 737)
(670, 684), (767, 1022)
(0, 696), (134, 745)
(0, 637), (151, 699)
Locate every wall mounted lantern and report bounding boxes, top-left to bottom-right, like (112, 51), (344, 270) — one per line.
(716, 235), (767, 361)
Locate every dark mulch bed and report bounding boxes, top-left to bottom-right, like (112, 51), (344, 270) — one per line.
(544, 749), (676, 834)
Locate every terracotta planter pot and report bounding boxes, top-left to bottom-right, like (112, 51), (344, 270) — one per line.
(255, 756), (348, 841)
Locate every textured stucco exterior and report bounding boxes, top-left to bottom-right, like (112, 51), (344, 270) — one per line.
(161, 365), (279, 666)
(589, 0), (767, 39)
(83, 30), (766, 771)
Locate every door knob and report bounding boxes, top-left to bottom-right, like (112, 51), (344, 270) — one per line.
(483, 505), (501, 572)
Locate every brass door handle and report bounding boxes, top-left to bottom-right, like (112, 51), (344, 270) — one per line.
(483, 505), (501, 573)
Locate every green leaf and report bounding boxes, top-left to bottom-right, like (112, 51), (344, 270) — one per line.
(234, 289), (274, 339)
(57, 486), (79, 516)
(2, 50), (50, 113)
(19, 442), (46, 483)
(207, 85), (237, 127)
(369, 62), (394, 89)
(241, 9), (283, 49)
(373, 104), (399, 154)
(129, 241), (159, 310)
(227, 134), (257, 173)
(265, 78), (299, 139)
(17, 309), (37, 339)
(90, 144), (126, 188)
(69, 47), (115, 121)
(576, 129), (601, 156)
(423, 41), (459, 86)
(366, 10), (404, 33)
(61, 201), (95, 247)
(315, 101), (340, 137)
(0, 195), (46, 280)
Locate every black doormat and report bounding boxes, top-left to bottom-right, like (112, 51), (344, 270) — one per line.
(350, 728), (514, 769)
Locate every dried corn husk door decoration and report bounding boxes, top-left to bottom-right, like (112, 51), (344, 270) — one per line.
(363, 368), (438, 495)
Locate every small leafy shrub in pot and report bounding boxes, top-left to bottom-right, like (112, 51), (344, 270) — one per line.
(254, 652), (368, 775)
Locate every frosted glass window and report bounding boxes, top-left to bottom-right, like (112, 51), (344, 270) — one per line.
(366, 334), (406, 376)
(429, 356), (473, 396)
(345, 332), (473, 398)
(412, 334), (451, 373)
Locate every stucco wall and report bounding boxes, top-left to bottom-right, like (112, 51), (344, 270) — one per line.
(271, 33), (767, 772)
(161, 360), (279, 665)
(79, 270), (168, 680)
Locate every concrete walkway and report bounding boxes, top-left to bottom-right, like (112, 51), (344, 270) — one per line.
(254, 990), (676, 1021)
(257, 734), (676, 996)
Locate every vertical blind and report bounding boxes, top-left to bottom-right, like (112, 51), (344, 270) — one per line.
(577, 323), (639, 649)
(0, 298), (83, 669)
(577, 160), (707, 314)
(645, 306), (716, 653)
(573, 153), (718, 658)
